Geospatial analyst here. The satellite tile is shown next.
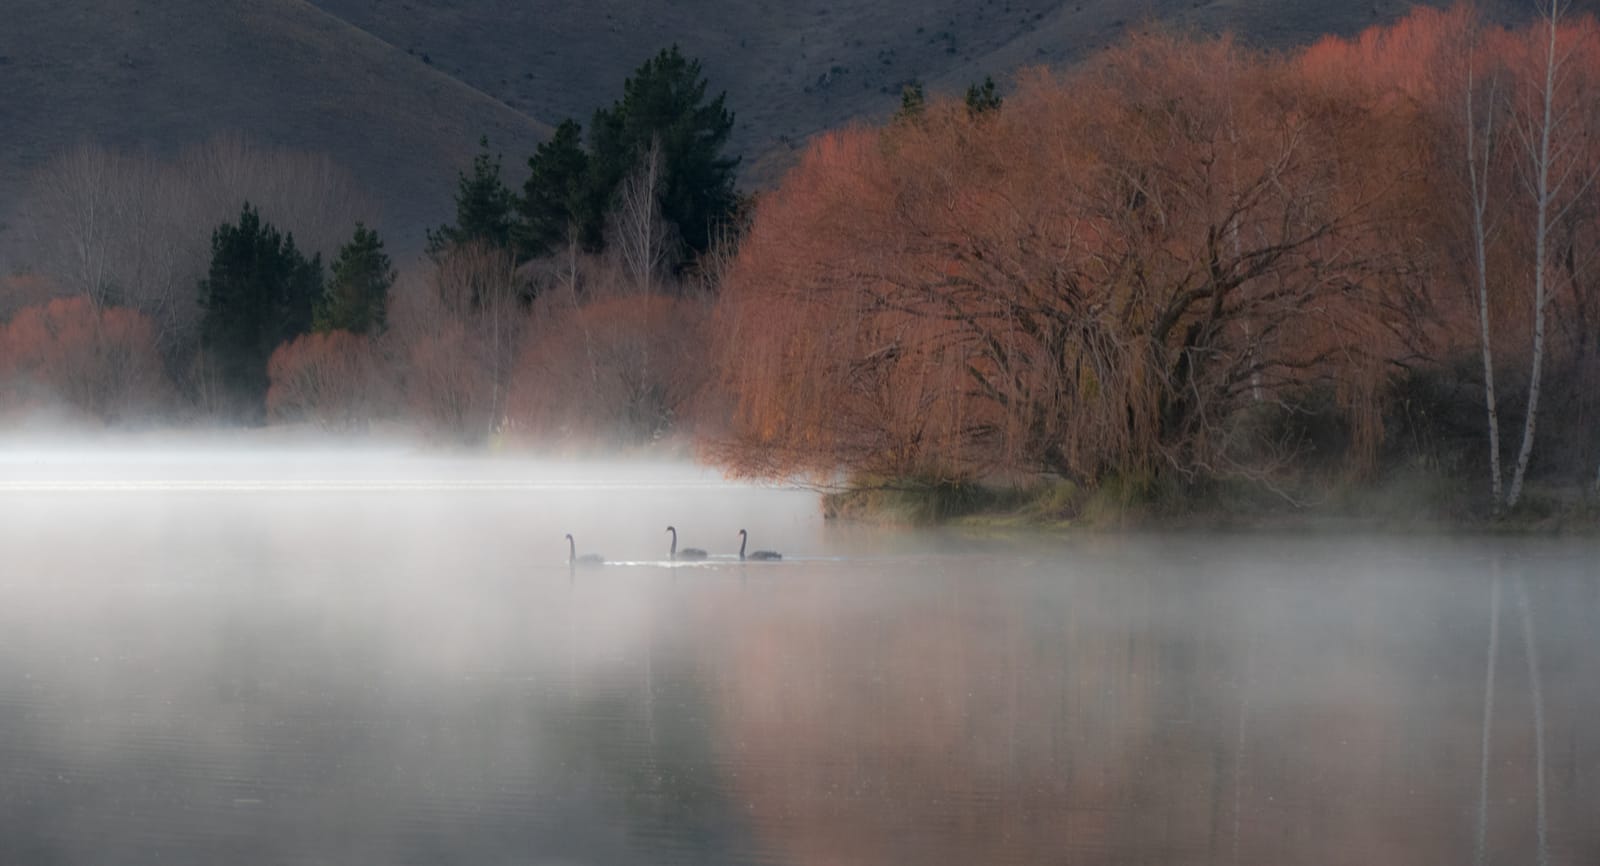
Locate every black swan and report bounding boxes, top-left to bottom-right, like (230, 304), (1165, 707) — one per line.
(565, 534), (604, 565)
(666, 526), (707, 560)
(738, 529), (782, 561)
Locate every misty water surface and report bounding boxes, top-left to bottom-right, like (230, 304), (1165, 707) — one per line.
(1, 448), (1597, 865)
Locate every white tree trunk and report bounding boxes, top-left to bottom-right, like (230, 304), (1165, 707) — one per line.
(30, 144), (120, 307)
(484, 250), (522, 437)
(560, 227), (604, 394)
(612, 139), (672, 432)
(1465, 56), (1506, 510)
(615, 137), (669, 297)
(1507, 3), (1564, 510)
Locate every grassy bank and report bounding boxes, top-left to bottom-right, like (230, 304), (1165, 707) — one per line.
(820, 470), (1600, 535)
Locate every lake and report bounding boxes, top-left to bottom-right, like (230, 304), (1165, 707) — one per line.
(1, 448), (1596, 864)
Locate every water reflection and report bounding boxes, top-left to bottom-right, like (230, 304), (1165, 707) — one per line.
(0, 469), (1595, 865)
(693, 539), (1600, 866)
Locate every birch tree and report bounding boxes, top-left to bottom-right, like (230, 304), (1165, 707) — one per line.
(1506, 0), (1600, 509)
(1448, 12), (1512, 510)
(386, 269), (491, 439)
(13, 136), (373, 355)
(21, 144), (124, 307)
(433, 241), (526, 437)
(612, 137), (673, 296)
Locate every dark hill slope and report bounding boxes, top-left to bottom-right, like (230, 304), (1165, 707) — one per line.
(0, 0), (550, 253)
(306, 0), (1581, 184)
(3, 0), (1591, 256)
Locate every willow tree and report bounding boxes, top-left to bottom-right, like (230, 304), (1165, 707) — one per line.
(713, 36), (1420, 485)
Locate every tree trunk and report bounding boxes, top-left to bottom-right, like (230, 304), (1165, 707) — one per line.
(616, 137), (668, 296)
(1507, 5), (1563, 510)
(1465, 58), (1505, 511)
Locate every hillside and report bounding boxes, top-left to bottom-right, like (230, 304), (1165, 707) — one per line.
(0, 0), (550, 256)
(305, 0), (1574, 185)
(3, 0), (1592, 258)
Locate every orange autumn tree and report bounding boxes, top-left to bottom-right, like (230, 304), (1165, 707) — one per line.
(0, 295), (170, 423)
(1303, 3), (1600, 506)
(265, 330), (388, 430)
(713, 34), (1423, 487)
(384, 269), (496, 442)
(508, 291), (710, 446)
(377, 243), (527, 442)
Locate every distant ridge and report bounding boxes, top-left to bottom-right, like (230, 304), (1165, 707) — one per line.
(0, 0), (550, 256)
(4, 0), (1594, 255)
(306, 0), (1585, 187)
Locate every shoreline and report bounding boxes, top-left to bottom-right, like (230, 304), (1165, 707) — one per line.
(820, 476), (1600, 536)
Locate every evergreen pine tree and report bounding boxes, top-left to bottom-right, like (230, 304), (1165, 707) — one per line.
(427, 136), (517, 258)
(517, 119), (590, 259)
(965, 76), (1003, 116)
(896, 81), (927, 120)
(198, 203), (322, 420)
(584, 46), (739, 257)
(316, 223), (393, 334)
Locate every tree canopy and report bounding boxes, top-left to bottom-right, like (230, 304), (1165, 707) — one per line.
(896, 81), (927, 121)
(583, 46), (739, 258)
(198, 203), (322, 420)
(517, 119), (590, 259)
(964, 76), (1003, 116)
(316, 222), (393, 335)
(712, 36), (1433, 485)
(427, 137), (518, 258)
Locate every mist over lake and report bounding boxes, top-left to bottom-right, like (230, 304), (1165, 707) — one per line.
(1, 449), (1595, 864)
(7, 0), (1600, 862)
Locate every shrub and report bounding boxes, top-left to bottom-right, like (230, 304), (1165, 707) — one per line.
(508, 292), (709, 446)
(266, 330), (388, 429)
(0, 295), (169, 423)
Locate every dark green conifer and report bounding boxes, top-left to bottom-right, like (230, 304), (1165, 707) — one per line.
(965, 76), (1003, 116)
(427, 136), (517, 257)
(316, 223), (393, 334)
(198, 203), (322, 420)
(518, 119), (590, 259)
(583, 46), (739, 257)
(896, 81), (927, 120)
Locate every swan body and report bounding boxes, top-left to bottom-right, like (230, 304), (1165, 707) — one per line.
(738, 529), (782, 561)
(666, 526), (707, 560)
(565, 534), (604, 565)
